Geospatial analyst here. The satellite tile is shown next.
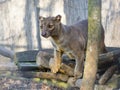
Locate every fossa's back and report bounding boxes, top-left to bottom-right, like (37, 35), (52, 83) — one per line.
(52, 20), (88, 58)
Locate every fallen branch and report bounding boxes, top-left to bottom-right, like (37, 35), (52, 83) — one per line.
(98, 49), (120, 71)
(22, 72), (69, 82)
(0, 46), (15, 59)
(99, 49), (120, 63)
(98, 65), (118, 85)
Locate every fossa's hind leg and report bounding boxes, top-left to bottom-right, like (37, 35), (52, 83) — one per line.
(100, 39), (107, 53)
(74, 52), (85, 79)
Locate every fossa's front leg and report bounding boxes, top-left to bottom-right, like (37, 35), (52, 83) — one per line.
(49, 49), (62, 73)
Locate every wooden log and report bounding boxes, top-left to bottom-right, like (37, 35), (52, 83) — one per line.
(0, 46), (118, 63)
(14, 49), (120, 83)
(0, 46), (15, 59)
(98, 60), (115, 70)
(36, 51), (74, 76)
(36, 51), (53, 69)
(0, 47), (51, 63)
(17, 62), (39, 71)
(99, 49), (120, 62)
(94, 85), (114, 90)
(16, 50), (39, 62)
(16, 49), (53, 63)
(98, 49), (120, 72)
(98, 65), (118, 85)
(36, 51), (75, 68)
(36, 50), (120, 71)
(21, 71), (69, 82)
(59, 63), (74, 76)
(106, 47), (120, 52)
(16, 48), (120, 68)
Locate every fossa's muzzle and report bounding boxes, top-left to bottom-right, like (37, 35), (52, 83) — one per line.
(41, 31), (50, 38)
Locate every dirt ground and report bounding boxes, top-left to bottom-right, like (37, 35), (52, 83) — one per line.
(0, 76), (65, 90)
(0, 70), (62, 90)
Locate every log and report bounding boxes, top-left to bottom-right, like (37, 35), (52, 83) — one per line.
(36, 51), (75, 68)
(59, 63), (74, 76)
(15, 49), (120, 84)
(98, 49), (120, 71)
(0, 46), (49, 64)
(16, 50), (39, 62)
(98, 65), (118, 85)
(35, 49), (120, 85)
(36, 51), (53, 69)
(99, 49), (120, 62)
(21, 71), (69, 82)
(36, 50), (120, 71)
(0, 46), (15, 59)
(98, 60), (115, 70)
(36, 51), (74, 76)
(0, 46), (119, 63)
(17, 62), (39, 71)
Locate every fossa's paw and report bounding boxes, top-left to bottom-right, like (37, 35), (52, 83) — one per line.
(74, 70), (83, 79)
(49, 58), (60, 73)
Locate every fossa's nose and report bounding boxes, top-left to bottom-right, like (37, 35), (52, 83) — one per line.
(41, 32), (47, 37)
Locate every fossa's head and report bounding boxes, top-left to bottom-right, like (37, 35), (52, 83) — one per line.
(39, 15), (62, 38)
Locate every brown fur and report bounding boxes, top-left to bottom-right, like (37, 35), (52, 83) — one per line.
(39, 15), (106, 78)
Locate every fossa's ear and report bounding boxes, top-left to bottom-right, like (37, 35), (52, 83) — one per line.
(54, 15), (61, 22)
(39, 16), (45, 21)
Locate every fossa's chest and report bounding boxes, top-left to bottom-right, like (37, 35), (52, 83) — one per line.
(52, 38), (75, 59)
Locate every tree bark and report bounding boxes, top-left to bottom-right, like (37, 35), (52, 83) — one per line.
(81, 0), (101, 90)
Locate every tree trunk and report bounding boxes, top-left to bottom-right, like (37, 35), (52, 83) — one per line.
(81, 0), (101, 90)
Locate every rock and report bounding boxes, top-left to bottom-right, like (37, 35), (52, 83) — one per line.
(75, 79), (82, 88)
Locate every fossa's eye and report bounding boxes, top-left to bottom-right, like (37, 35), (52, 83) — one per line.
(48, 24), (53, 28)
(40, 25), (43, 29)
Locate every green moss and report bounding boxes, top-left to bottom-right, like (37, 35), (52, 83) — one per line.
(33, 78), (69, 89)
(88, 3), (101, 43)
(32, 78), (41, 82)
